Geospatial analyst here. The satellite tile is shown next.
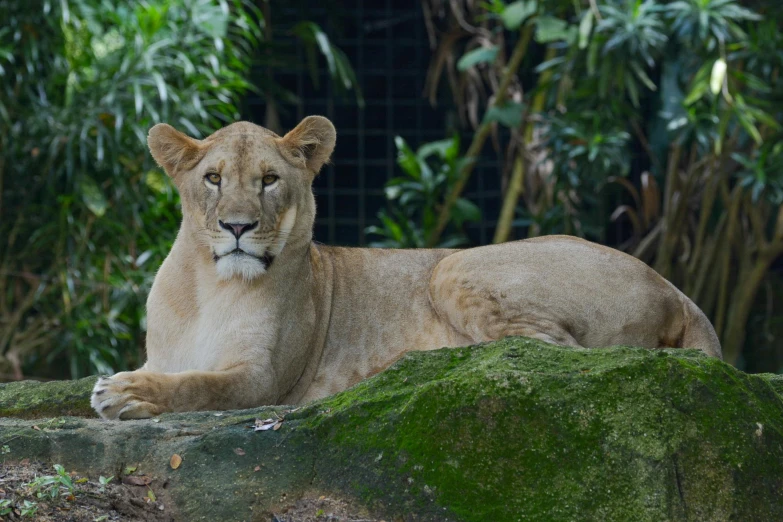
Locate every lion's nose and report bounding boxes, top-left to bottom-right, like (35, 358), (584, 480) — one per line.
(219, 220), (258, 239)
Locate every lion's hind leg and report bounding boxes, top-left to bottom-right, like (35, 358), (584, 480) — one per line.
(434, 292), (583, 348)
(429, 253), (583, 348)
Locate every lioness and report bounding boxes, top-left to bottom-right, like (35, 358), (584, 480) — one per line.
(91, 116), (722, 420)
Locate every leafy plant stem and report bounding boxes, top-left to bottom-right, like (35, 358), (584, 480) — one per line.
(714, 185), (742, 339)
(426, 26), (533, 247)
(685, 162), (720, 285)
(493, 45), (557, 244)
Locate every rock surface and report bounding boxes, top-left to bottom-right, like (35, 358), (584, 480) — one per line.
(1, 337), (782, 521)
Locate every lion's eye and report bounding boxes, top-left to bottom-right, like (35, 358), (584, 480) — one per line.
(262, 174), (279, 186)
(205, 172), (221, 185)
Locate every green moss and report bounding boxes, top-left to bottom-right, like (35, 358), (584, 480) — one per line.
(295, 338), (783, 521)
(758, 372), (783, 397)
(0, 376), (97, 418)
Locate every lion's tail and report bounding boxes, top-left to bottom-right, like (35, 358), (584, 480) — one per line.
(681, 300), (723, 360)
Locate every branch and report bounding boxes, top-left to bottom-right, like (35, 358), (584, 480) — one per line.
(493, 45), (557, 244)
(426, 27), (532, 247)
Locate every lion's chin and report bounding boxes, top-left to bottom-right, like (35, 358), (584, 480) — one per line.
(214, 251), (273, 282)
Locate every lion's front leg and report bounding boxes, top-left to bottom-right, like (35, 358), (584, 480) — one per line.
(91, 365), (273, 420)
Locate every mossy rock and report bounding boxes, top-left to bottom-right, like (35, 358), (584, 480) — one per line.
(0, 375), (98, 418)
(1, 338), (782, 521)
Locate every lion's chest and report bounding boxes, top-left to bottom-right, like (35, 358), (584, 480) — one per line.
(147, 288), (276, 373)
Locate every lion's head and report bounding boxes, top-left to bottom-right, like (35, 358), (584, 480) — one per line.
(147, 117), (335, 281)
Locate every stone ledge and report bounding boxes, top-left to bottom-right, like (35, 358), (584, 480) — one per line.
(1, 338), (781, 521)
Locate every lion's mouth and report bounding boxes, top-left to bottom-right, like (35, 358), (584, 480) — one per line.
(213, 248), (275, 269)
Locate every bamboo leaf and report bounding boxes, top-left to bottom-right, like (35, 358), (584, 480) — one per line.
(502, 0), (538, 30)
(457, 46), (499, 71)
(483, 102), (525, 128)
(578, 10), (594, 49)
(535, 16), (576, 44)
(79, 176), (108, 217)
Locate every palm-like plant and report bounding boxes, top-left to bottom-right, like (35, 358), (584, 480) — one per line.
(667, 0), (761, 49)
(366, 136), (480, 248)
(595, 0), (668, 104)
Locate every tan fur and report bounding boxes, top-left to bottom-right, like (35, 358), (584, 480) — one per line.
(91, 118), (722, 420)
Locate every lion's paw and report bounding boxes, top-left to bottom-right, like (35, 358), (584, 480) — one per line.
(91, 372), (165, 420)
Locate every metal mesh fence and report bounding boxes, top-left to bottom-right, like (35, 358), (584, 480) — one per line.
(246, 0), (510, 246)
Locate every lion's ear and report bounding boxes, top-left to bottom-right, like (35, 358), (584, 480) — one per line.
(278, 116), (336, 174)
(147, 124), (204, 177)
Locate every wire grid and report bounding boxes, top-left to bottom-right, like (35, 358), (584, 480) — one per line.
(246, 0), (509, 246)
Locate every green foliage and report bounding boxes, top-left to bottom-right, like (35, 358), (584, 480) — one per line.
(0, 0), (259, 379)
(366, 135), (481, 248)
(457, 46), (499, 71)
(500, 0), (538, 30)
(0, 1), (357, 380)
(733, 143), (783, 205)
(25, 464), (75, 500)
(667, 0), (761, 49)
(19, 500), (38, 518)
(483, 101), (525, 128)
(0, 498), (11, 516)
(546, 112), (632, 187)
(0, 497), (36, 518)
(292, 21), (364, 107)
(97, 475), (113, 494)
(0, 463), (119, 518)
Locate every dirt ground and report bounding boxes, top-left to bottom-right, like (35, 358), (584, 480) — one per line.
(0, 462), (387, 522)
(0, 462), (173, 521)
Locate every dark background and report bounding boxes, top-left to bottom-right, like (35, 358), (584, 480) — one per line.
(246, 0), (507, 246)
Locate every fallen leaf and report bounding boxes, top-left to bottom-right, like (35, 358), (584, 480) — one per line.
(213, 413), (223, 417)
(122, 475), (152, 486)
(273, 421), (283, 431)
(19, 459), (29, 466)
(66, 494), (75, 502)
(147, 488), (157, 502)
(253, 418), (277, 431)
(170, 454), (182, 469)
(234, 448), (246, 456)
(125, 465), (137, 474)
(253, 466), (261, 472)
(75, 477), (88, 484)
(32, 426), (40, 431)
(318, 495), (325, 500)
(151, 419), (160, 423)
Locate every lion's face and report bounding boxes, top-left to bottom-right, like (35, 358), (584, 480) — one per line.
(147, 117), (336, 281)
